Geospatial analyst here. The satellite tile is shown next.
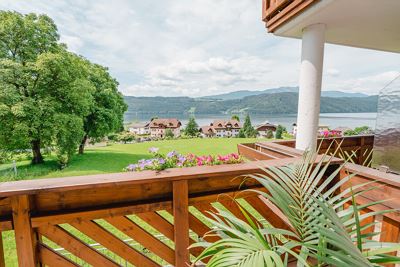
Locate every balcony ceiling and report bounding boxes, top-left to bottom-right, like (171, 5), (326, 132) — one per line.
(274, 0), (400, 53)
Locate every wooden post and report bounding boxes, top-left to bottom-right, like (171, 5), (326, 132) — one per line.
(359, 136), (365, 165)
(0, 231), (5, 267)
(11, 195), (37, 267)
(173, 180), (190, 267)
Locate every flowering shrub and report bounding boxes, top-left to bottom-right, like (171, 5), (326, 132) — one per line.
(125, 147), (243, 172)
(318, 130), (342, 138)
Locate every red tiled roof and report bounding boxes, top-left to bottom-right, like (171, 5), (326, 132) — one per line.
(210, 119), (241, 129)
(149, 118), (181, 128)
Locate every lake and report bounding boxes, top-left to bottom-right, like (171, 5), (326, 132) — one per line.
(125, 112), (377, 130)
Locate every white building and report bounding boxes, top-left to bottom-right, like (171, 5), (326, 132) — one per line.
(128, 123), (150, 135)
(148, 118), (181, 138)
(200, 119), (241, 138)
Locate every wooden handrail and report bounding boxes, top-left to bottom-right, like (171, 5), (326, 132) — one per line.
(0, 157), (301, 197)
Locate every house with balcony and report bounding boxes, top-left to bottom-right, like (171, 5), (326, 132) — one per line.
(148, 118), (181, 138)
(0, 1), (399, 267)
(200, 119), (242, 138)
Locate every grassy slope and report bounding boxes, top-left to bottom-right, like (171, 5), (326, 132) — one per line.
(0, 138), (261, 181)
(0, 137), (265, 265)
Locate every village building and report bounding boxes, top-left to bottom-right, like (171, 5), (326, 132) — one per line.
(200, 119), (241, 138)
(199, 126), (216, 138)
(255, 122), (277, 138)
(127, 122), (150, 135)
(148, 118), (181, 138)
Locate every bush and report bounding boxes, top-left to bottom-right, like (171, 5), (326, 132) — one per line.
(117, 132), (136, 143)
(266, 130), (274, 139)
(165, 128), (174, 139)
(275, 125), (286, 139)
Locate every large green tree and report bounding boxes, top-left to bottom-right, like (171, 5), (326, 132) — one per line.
(0, 12), (94, 164)
(239, 114), (257, 138)
(78, 63), (127, 154)
(0, 51), (94, 164)
(184, 117), (199, 137)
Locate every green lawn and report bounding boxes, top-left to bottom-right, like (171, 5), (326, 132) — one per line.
(0, 138), (263, 181)
(0, 137), (267, 265)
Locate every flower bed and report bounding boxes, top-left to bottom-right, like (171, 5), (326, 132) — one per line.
(125, 147), (243, 172)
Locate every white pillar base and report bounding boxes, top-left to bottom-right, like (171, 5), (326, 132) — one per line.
(295, 23), (326, 151)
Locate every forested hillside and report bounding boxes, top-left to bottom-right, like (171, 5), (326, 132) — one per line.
(124, 92), (378, 115)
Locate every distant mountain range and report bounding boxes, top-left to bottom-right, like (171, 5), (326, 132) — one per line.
(200, 87), (369, 100)
(124, 88), (377, 118)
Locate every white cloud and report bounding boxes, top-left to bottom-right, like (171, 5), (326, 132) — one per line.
(1, 0), (399, 96)
(325, 71), (400, 95)
(326, 68), (340, 77)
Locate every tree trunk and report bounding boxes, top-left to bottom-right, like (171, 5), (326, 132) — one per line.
(31, 140), (44, 164)
(78, 135), (88, 154)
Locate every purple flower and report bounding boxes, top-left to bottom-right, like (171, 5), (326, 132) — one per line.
(149, 147), (159, 153)
(158, 158), (166, 164)
(167, 151), (177, 158)
(127, 164), (137, 171)
(178, 156), (186, 162)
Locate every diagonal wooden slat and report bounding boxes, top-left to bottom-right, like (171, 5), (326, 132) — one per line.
(38, 225), (119, 267)
(193, 202), (218, 219)
(379, 217), (400, 267)
(38, 243), (79, 267)
(246, 195), (293, 231)
(106, 216), (174, 265)
(188, 211), (219, 243)
(137, 211), (174, 240)
(220, 199), (258, 223)
(71, 220), (160, 267)
(360, 209), (375, 239)
(161, 210), (205, 257)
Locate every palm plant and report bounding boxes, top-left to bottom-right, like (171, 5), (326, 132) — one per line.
(191, 144), (400, 267)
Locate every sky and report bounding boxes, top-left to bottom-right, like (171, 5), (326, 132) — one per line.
(1, 0), (399, 97)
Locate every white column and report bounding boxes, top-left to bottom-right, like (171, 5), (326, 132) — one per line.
(295, 23), (326, 151)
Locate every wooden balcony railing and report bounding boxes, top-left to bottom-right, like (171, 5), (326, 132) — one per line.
(239, 135), (374, 165)
(0, 156), (337, 267)
(0, 135), (398, 266)
(262, 0), (320, 32)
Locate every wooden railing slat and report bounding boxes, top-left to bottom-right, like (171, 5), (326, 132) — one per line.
(11, 195), (37, 267)
(173, 180), (190, 267)
(38, 243), (79, 267)
(137, 211), (175, 240)
(246, 195), (293, 231)
(105, 216), (174, 265)
(380, 217), (400, 243)
(188, 211), (218, 242)
(38, 225), (119, 267)
(71, 219), (160, 267)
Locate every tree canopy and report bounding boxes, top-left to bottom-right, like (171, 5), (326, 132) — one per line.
(231, 115), (240, 121)
(275, 125), (287, 139)
(239, 114), (257, 138)
(79, 63), (127, 154)
(0, 11), (126, 165)
(184, 117), (199, 137)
